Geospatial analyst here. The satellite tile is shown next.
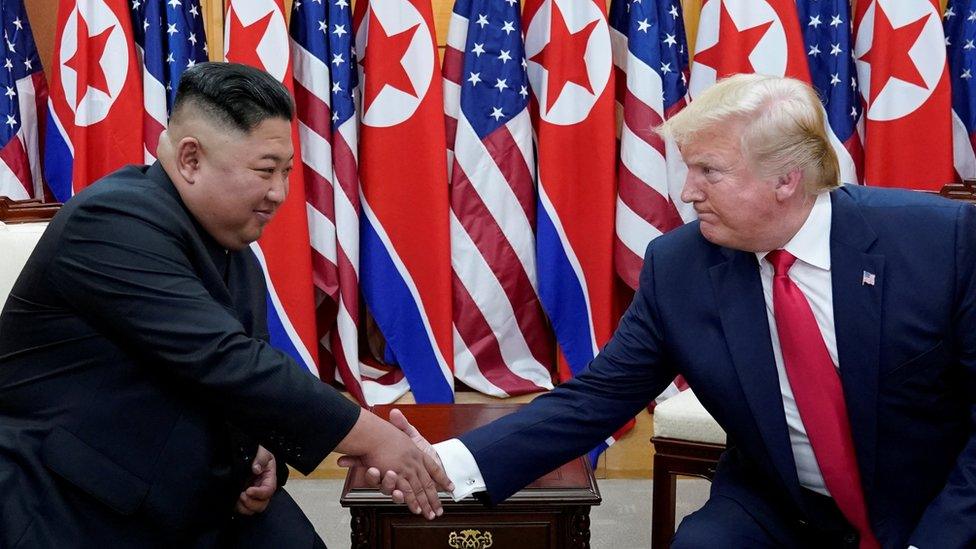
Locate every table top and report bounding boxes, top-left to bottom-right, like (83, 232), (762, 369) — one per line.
(340, 403), (601, 507)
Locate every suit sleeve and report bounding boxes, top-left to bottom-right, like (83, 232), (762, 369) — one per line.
(458, 241), (679, 504)
(44, 191), (360, 475)
(910, 203), (976, 547)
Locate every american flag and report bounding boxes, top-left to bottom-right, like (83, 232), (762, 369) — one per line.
(443, 0), (554, 397)
(608, 0), (690, 408)
(797, 0), (862, 184)
(946, 0), (976, 180)
(0, 0), (47, 201)
(608, 0), (692, 291)
(129, 0), (208, 162)
(292, 0), (406, 405)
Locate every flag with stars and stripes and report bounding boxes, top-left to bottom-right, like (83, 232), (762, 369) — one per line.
(290, 0), (408, 404)
(442, 0), (555, 398)
(946, 0), (976, 180)
(0, 0), (48, 201)
(129, 0), (208, 162)
(354, 0), (455, 403)
(608, 0), (691, 409)
(225, 0), (322, 378)
(797, 0), (863, 184)
(608, 0), (693, 291)
(688, 0), (863, 185)
(854, 0), (953, 190)
(44, 0), (144, 201)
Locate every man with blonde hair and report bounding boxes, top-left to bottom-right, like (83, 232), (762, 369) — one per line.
(379, 73), (976, 547)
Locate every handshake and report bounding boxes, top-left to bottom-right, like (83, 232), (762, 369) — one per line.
(335, 408), (453, 520)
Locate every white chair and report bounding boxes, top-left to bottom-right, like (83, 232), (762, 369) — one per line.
(0, 220), (48, 309)
(0, 197), (60, 309)
(651, 389), (726, 548)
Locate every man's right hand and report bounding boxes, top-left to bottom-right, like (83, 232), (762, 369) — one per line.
(361, 408), (442, 504)
(335, 408), (453, 520)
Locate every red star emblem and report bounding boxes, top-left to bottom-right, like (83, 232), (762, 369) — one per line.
(529, 2), (599, 113)
(857, 5), (930, 107)
(225, 7), (274, 70)
(360, 10), (419, 113)
(63, 12), (113, 107)
(693, 1), (773, 78)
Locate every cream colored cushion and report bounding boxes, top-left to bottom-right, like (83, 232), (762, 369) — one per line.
(0, 221), (48, 310)
(653, 389), (727, 444)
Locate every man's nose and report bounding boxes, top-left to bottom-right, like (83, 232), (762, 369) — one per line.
(680, 175), (702, 204)
(267, 174), (289, 204)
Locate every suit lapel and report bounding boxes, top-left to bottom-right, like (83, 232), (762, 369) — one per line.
(710, 250), (805, 505)
(829, 189), (883, 499)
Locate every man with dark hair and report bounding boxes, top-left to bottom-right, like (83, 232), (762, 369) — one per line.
(0, 62), (450, 548)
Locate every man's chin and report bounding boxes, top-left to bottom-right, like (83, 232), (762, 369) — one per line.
(698, 223), (722, 245)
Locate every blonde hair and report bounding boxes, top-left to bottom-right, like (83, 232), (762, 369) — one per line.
(659, 74), (840, 192)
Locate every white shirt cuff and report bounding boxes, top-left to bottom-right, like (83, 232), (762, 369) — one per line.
(432, 438), (486, 502)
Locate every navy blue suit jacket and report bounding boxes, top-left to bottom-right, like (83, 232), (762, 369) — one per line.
(460, 185), (976, 548)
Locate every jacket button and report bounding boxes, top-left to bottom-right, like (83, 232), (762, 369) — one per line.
(843, 532), (858, 545)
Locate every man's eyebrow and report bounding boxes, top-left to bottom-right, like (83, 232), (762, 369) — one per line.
(255, 153), (295, 162)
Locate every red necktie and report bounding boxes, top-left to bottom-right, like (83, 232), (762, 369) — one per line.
(767, 250), (879, 549)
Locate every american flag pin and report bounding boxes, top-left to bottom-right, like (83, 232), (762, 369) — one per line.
(862, 271), (876, 286)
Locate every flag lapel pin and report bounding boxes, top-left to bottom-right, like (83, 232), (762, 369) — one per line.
(861, 271), (876, 286)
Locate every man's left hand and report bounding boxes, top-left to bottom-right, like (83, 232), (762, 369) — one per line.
(236, 445), (277, 515)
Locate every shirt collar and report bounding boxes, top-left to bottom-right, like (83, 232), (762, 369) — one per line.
(756, 191), (831, 271)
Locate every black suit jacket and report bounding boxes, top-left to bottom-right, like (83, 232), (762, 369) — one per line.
(0, 164), (360, 547)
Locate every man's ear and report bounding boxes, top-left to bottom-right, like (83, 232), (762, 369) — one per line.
(774, 169), (803, 201)
(176, 136), (202, 184)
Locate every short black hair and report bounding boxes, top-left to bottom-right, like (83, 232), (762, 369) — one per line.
(171, 62), (293, 132)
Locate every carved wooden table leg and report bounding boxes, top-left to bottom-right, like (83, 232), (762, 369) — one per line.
(567, 505), (591, 548)
(350, 508), (372, 549)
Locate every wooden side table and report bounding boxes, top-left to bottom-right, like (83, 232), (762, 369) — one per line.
(341, 403), (601, 549)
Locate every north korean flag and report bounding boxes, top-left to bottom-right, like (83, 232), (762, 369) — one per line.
(354, 0), (455, 402)
(225, 0), (321, 377)
(44, 0), (144, 201)
(854, 0), (954, 190)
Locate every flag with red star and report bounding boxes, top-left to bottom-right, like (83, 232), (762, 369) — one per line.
(525, 0), (621, 462)
(44, 0), (144, 200)
(224, 0), (322, 378)
(854, 0), (953, 190)
(526, 0), (618, 380)
(353, 0), (455, 403)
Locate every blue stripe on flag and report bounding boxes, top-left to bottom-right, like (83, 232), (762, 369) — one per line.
(536, 200), (595, 376)
(360, 216), (454, 403)
(588, 440), (610, 467)
(264, 291), (311, 372)
(43, 108), (73, 203)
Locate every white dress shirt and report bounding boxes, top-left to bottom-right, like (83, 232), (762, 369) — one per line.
(755, 190), (834, 496)
(434, 191), (837, 500)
